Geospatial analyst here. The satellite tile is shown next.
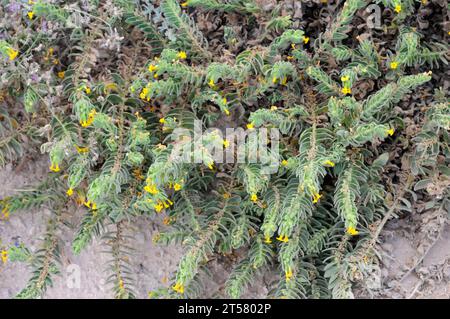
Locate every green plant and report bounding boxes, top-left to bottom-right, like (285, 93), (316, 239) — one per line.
(0, 0), (448, 299)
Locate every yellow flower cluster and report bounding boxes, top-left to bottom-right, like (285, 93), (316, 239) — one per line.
(7, 47), (19, 60)
(75, 145), (89, 154)
(172, 282), (184, 294)
(341, 75), (351, 95)
(394, 5), (401, 13)
(177, 51), (187, 60)
(152, 199), (173, 213)
(140, 87), (150, 101)
(80, 109), (96, 127)
(144, 181), (159, 195)
(148, 64), (158, 73)
(276, 235), (289, 243)
(323, 160), (335, 167)
(386, 128), (395, 136)
(312, 192), (322, 203)
(84, 200), (97, 210)
(347, 226), (359, 236)
(390, 61), (398, 70)
(1, 250), (7, 264)
(49, 163), (60, 172)
(285, 267), (293, 282)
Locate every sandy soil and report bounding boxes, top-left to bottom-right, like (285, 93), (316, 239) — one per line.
(0, 158), (448, 299)
(0, 157), (184, 298)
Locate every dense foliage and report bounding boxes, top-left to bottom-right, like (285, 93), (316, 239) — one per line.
(0, 0), (448, 299)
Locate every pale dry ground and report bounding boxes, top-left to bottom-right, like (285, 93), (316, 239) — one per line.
(0, 157), (448, 299)
(0, 156), (184, 298)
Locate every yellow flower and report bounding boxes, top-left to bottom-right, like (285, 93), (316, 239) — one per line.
(224, 108), (230, 116)
(75, 145), (89, 153)
(177, 51), (187, 60)
(140, 87), (149, 100)
(91, 202), (97, 210)
(250, 193), (258, 202)
(181, 1), (189, 7)
(6, 48), (18, 61)
(246, 122), (254, 130)
(291, 43), (296, 50)
(323, 160), (335, 167)
(85, 87), (91, 94)
(286, 56), (294, 61)
(264, 235), (272, 244)
(66, 188), (74, 196)
(80, 109), (96, 127)
(208, 78), (215, 88)
(174, 183), (182, 191)
(390, 61), (398, 70)
(394, 4), (401, 13)
(281, 77), (288, 86)
(276, 235), (289, 243)
(281, 159), (288, 166)
(144, 183), (159, 195)
(27, 11), (34, 20)
(1, 250), (8, 264)
(270, 105), (278, 111)
(57, 71), (65, 79)
(207, 162), (214, 170)
(312, 192), (322, 204)
(84, 200), (91, 208)
(159, 117), (165, 124)
(340, 75), (350, 82)
(172, 282), (184, 294)
(341, 87), (352, 95)
(1, 205), (10, 220)
(154, 202), (164, 213)
(223, 139), (230, 149)
(285, 267), (293, 282)
(302, 36), (310, 44)
(222, 97), (227, 104)
(387, 128), (395, 136)
(49, 163), (60, 172)
(347, 226), (359, 236)
(272, 77), (278, 84)
(148, 64), (158, 72)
